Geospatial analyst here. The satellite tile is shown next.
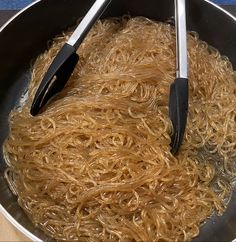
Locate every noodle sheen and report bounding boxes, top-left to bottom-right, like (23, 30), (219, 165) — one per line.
(4, 17), (236, 241)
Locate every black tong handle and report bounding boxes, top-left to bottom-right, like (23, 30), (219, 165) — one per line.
(169, 78), (188, 154)
(30, 44), (79, 116)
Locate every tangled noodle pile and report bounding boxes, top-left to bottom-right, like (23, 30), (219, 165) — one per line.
(3, 17), (236, 241)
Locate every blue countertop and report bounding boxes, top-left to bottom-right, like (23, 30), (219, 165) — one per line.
(0, 0), (235, 10)
(214, 0), (236, 3)
(0, 0), (35, 9)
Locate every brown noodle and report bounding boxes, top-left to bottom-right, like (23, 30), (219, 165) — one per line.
(3, 17), (236, 241)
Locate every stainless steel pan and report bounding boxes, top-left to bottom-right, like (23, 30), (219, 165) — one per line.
(0, 0), (236, 241)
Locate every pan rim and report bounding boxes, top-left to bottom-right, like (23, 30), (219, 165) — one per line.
(0, 0), (235, 241)
(204, 0), (236, 21)
(0, 1), (42, 240)
(0, 204), (42, 241)
(0, 0), (41, 33)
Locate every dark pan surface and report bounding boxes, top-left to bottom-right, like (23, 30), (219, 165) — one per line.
(0, 0), (236, 241)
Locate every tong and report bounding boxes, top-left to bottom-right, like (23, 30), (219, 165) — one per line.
(169, 0), (189, 154)
(30, 0), (111, 116)
(30, 0), (188, 155)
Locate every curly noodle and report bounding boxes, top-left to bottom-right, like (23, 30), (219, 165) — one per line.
(3, 17), (236, 241)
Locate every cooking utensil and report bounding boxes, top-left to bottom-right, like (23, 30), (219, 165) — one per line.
(30, 0), (111, 116)
(1, 0), (236, 241)
(169, 0), (188, 154)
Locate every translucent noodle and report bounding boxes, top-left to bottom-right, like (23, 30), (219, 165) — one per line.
(3, 17), (236, 241)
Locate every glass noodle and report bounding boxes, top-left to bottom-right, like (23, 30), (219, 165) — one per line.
(3, 17), (236, 241)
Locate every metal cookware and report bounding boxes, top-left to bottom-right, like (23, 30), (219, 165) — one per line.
(0, 0), (236, 241)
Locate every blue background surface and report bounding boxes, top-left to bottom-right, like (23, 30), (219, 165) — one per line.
(0, 0), (35, 9)
(0, 0), (235, 9)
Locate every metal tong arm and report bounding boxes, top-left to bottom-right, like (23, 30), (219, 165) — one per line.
(169, 0), (188, 154)
(67, 0), (111, 50)
(175, 0), (188, 79)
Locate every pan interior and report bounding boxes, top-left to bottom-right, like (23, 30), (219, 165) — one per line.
(0, 0), (236, 241)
